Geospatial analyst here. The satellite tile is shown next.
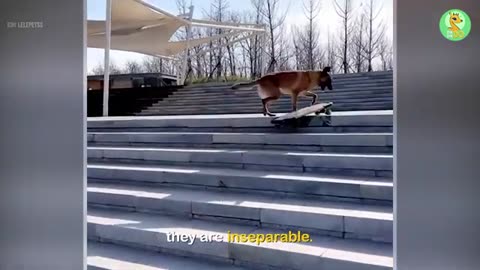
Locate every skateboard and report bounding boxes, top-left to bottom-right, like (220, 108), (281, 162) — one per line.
(271, 102), (333, 128)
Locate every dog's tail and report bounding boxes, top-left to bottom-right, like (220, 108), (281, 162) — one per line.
(231, 80), (258, 89)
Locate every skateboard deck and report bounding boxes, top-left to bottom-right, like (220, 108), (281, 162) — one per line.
(271, 102), (333, 127)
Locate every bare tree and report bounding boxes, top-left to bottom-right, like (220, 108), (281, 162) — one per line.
(252, 0), (265, 77)
(240, 41), (248, 77)
(200, 1), (228, 80)
(91, 62), (105, 75)
(211, 0), (229, 79)
(275, 23), (294, 71)
(123, 60), (143, 74)
(387, 47), (393, 70)
(141, 56), (177, 75)
(238, 0), (265, 79)
(261, 0), (287, 72)
(351, 11), (366, 72)
(175, 0), (193, 80)
(292, 25), (314, 70)
(239, 31), (258, 78)
(142, 56), (163, 73)
(91, 60), (122, 75)
(293, 0), (324, 70)
(190, 28), (207, 78)
(333, 0), (355, 73)
(206, 16), (215, 77)
(110, 62), (123, 74)
(363, 0), (386, 72)
(224, 11), (241, 76)
(305, 0), (322, 69)
(378, 35), (393, 71)
(326, 31), (337, 72)
(292, 26), (302, 70)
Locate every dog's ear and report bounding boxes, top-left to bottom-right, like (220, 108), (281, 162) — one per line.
(322, 67), (331, 73)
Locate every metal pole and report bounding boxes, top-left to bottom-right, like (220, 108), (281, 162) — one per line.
(260, 32), (265, 76)
(261, 30), (267, 76)
(176, 59), (182, 85)
(103, 0), (112, 116)
(180, 5), (194, 85)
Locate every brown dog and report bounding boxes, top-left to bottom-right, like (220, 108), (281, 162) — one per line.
(232, 67), (332, 116)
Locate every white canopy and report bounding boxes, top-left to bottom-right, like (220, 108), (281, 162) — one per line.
(87, 0), (265, 59)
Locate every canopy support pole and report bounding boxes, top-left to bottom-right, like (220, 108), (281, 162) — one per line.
(189, 32), (258, 59)
(260, 30), (268, 76)
(179, 5), (194, 85)
(102, 0), (112, 116)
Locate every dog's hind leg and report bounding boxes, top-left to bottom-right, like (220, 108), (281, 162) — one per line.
(291, 93), (299, 112)
(262, 96), (279, 117)
(257, 83), (280, 117)
(304, 91), (318, 105)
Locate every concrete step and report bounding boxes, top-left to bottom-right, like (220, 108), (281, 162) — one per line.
(184, 80), (393, 92)
(88, 163), (393, 203)
(88, 132), (393, 154)
(185, 76), (393, 89)
(157, 96), (393, 107)
(159, 97), (393, 108)
(186, 73), (393, 88)
(158, 99), (392, 108)
(332, 81), (393, 87)
(167, 86), (393, 98)
(88, 146), (393, 177)
(176, 88), (392, 98)
(179, 80), (393, 90)
(189, 76), (391, 83)
(138, 110), (390, 118)
(88, 208), (393, 270)
(88, 182), (393, 243)
(88, 111), (393, 133)
(149, 99), (393, 109)
(270, 99), (393, 105)
(145, 101), (393, 109)
(139, 106), (394, 116)
(151, 100), (393, 111)
(88, 241), (249, 270)
(165, 89), (393, 100)
(90, 125), (393, 134)
(269, 104), (393, 112)
(140, 105), (394, 115)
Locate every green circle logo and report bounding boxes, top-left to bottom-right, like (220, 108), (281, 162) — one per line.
(439, 9), (471, 41)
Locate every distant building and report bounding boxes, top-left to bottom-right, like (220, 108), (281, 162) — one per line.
(87, 73), (177, 90)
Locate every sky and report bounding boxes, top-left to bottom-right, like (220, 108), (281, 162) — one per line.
(87, 0), (393, 73)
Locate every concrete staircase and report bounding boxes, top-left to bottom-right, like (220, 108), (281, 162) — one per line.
(137, 71), (393, 116)
(87, 111), (393, 270)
